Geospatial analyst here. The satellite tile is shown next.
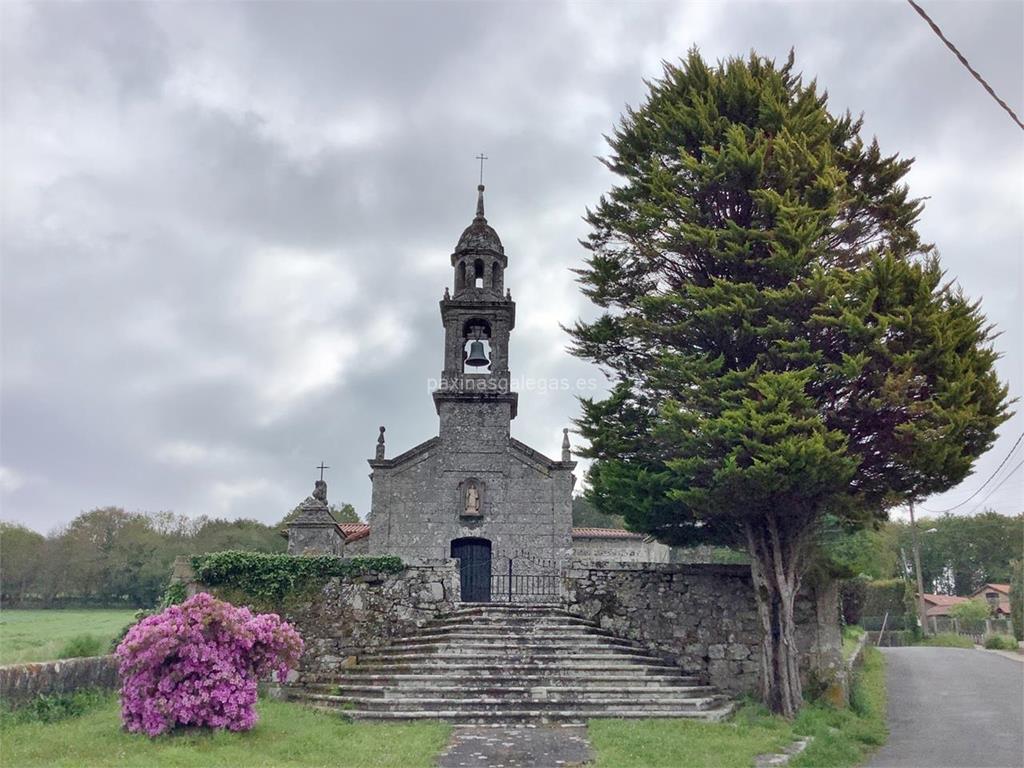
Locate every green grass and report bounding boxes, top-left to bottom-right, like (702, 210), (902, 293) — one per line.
(920, 632), (974, 648)
(983, 634), (1019, 651)
(0, 696), (451, 767)
(789, 647), (888, 767)
(588, 707), (793, 768)
(842, 625), (865, 661)
(589, 647), (888, 768)
(0, 609), (138, 664)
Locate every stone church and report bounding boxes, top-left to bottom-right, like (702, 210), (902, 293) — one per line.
(286, 184), (677, 597)
(366, 185), (580, 598)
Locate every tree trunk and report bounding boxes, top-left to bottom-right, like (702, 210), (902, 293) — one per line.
(745, 517), (805, 718)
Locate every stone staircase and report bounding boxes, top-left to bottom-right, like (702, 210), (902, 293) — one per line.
(286, 603), (735, 723)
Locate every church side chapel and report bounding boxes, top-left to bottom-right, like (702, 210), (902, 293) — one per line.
(286, 181), (617, 601)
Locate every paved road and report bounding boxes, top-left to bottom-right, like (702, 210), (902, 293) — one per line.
(868, 647), (1024, 768)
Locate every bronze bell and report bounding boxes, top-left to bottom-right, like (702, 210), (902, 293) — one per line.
(465, 340), (490, 367)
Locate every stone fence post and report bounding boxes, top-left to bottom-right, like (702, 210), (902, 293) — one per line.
(170, 555), (201, 598)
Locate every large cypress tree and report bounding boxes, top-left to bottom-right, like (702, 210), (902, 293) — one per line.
(570, 50), (1010, 716)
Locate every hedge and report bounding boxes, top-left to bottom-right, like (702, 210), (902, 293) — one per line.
(191, 552), (404, 603)
(862, 579), (915, 619)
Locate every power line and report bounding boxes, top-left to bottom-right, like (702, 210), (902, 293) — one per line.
(922, 431), (1024, 514)
(966, 457), (1024, 516)
(906, 0), (1024, 131)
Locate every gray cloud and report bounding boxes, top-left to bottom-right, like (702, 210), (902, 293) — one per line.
(2, 0), (1021, 532)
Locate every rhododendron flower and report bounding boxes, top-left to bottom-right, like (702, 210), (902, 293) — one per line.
(116, 592), (302, 736)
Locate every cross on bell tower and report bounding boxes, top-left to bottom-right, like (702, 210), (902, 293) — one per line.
(433, 174), (518, 424)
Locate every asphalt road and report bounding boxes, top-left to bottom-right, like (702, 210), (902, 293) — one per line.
(868, 647), (1024, 768)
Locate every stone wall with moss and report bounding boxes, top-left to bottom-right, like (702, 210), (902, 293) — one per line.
(562, 561), (845, 698)
(179, 558), (459, 679)
(0, 655), (120, 706)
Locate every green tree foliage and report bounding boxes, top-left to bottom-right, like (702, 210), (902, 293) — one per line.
(569, 50), (1009, 715)
(2, 508), (292, 607)
(571, 495), (626, 529)
(819, 520), (898, 580)
(888, 511), (1023, 595)
(1011, 560), (1024, 642)
(190, 517), (287, 554)
(947, 598), (992, 623)
(0, 523), (46, 601)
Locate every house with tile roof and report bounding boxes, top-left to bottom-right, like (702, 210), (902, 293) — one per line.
(970, 583), (1012, 617)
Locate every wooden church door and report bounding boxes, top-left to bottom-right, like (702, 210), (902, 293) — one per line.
(450, 538), (492, 602)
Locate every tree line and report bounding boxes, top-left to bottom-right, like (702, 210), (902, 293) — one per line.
(1, 502), (358, 608)
(826, 510), (1023, 596)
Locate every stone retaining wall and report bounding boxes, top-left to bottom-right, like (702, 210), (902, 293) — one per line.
(562, 561), (845, 697)
(184, 560), (460, 678)
(283, 561), (459, 676)
(0, 655), (120, 706)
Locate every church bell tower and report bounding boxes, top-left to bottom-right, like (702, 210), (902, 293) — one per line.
(432, 184), (518, 431)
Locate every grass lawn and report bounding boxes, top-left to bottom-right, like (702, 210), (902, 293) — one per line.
(588, 711), (794, 768)
(919, 632), (974, 648)
(0, 696), (451, 768)
(589, 647), (888, 768)
(0, 609), (138, 664)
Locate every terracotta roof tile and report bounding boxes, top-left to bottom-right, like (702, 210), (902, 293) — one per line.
(337, 522), (370, 542)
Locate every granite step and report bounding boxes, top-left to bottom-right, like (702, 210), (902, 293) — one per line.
(294, 692), (729, 713)
(425, 615), (596, 627)
(297, 682), (718, 698)
(289, 603), (733, 723)
(303, 672), (705, 687)
(375, 632), (643, 647)
(356, 648), (666, 663)
(298, 703), (738, 724)
(340, 661), (684, 675)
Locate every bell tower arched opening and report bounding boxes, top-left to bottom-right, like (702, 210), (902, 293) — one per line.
(462, 318), (492, 373)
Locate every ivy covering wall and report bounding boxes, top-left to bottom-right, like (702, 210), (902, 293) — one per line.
(190, 552), (404, 603)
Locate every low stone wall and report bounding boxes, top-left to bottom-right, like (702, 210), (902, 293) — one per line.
(186, 560), (460, 679)
(0, 655), (120, 706)
(282, 560), (459, 676)
(562, 561), (845, 697)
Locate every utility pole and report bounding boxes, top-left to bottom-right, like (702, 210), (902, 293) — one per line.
(909, 499), (930, 636)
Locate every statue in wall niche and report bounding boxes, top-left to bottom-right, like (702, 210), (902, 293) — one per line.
(465, 484), (481, 516)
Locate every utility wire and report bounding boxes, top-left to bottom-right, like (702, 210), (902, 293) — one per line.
(966, 457), (1024, 516)
(922, 431), (1024, 514)
(906, 0), (1024, 131)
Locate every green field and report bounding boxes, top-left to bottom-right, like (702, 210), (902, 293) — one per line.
(0, 609), (138, 665)
(0, 696), (451, 767)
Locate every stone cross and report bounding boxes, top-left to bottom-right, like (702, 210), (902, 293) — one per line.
(475, 153), (488, 185)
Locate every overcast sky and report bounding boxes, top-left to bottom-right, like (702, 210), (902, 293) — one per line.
(2, 0), (1021, 534)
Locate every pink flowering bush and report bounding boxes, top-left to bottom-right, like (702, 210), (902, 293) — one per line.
(115, 592), (303, 736)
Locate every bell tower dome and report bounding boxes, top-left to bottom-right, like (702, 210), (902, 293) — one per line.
(433, 184), (518, 426)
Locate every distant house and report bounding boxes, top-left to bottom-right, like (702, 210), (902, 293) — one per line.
(921, 593), (969, 618)
(970, 583), (1012, 617)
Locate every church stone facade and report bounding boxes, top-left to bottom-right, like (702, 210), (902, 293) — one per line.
(364, 185), (576, 591)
